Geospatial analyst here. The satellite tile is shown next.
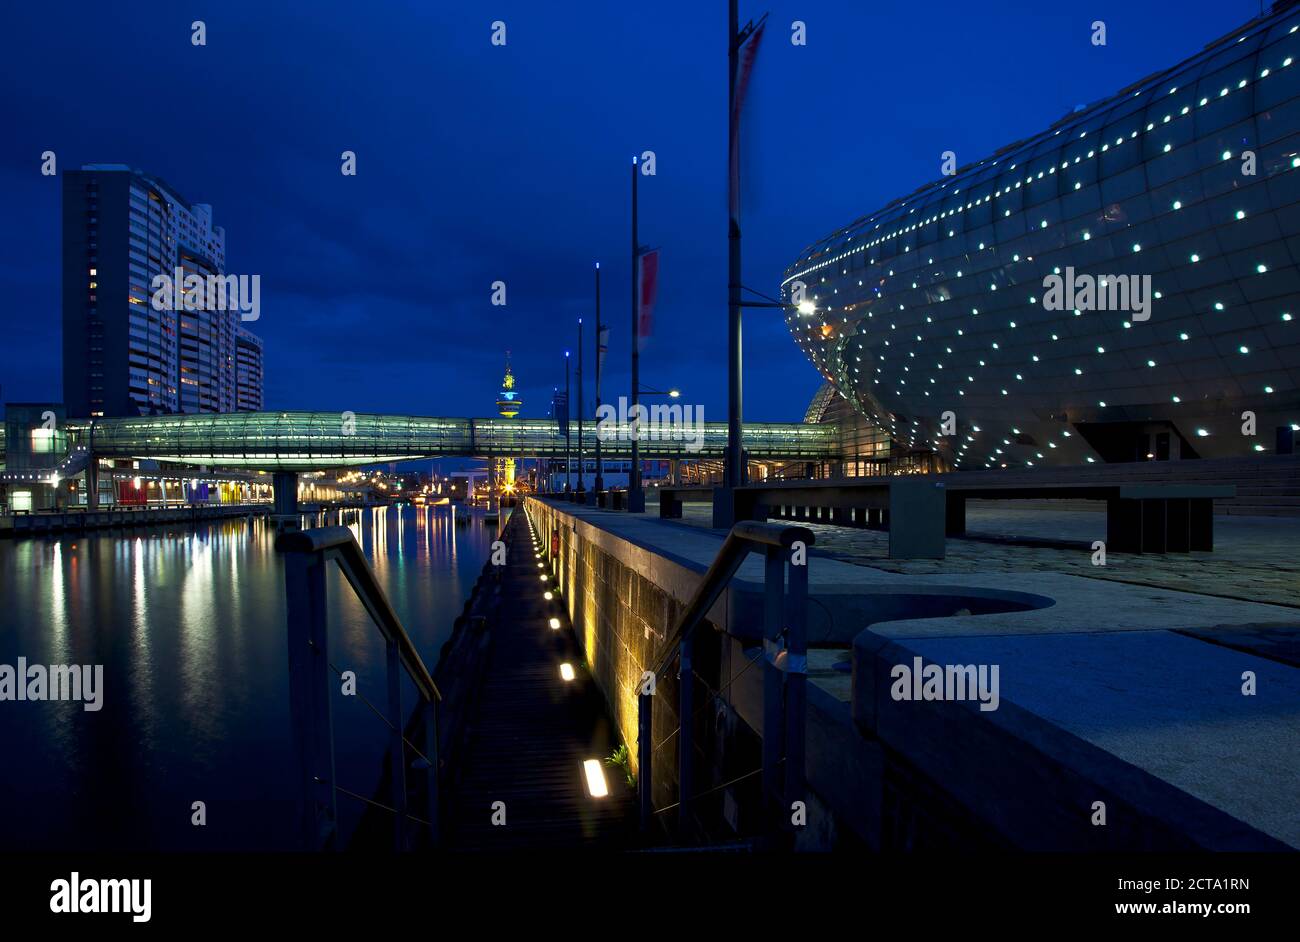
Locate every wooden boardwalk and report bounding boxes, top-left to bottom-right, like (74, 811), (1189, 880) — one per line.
(444, 508), (636, 850)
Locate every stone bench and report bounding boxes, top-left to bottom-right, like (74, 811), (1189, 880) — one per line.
(737, 478), (947, 559)
(945, 483), (1235, 553)
(657, 486), (719, 520)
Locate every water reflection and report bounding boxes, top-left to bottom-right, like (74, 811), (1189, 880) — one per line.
(0, 504), (494, 850)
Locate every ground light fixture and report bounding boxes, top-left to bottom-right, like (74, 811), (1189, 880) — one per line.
(549, 617), (561, 630)
(544, 591), (554, 600)
(540, 574), (548, 582)
(559, 663), (575, 682)
(582, 759), (609, 798)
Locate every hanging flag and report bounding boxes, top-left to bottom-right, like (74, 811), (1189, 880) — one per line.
(729, 19), (766, 219)
(597, 325), (610, 373)
(637, 248), (660, 351)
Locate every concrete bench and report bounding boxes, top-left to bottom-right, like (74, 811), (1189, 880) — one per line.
(736, 478), (947, 559)
(657, 486), (719, 520)
(945, 483), (1236, 553)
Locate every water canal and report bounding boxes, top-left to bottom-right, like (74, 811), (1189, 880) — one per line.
(0, 505), (495, 850)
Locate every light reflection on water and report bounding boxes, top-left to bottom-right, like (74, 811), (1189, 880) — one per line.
(0, 504), (494, 850)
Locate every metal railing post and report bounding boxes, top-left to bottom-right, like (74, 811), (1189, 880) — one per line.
(677, 636), (695, 836)
(386, 639), (408, 850)
(762, 545), (785, 825)
(783, 551), (808, 830)
(638, 689), (653, 832)
(634, 519), (813, 846)
(424, 697), (440, 845)
(280, 526), (443, 851)
(284, 551), (338, 850)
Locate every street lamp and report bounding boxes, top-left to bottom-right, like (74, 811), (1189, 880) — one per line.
(563, 350), (572, 495)
(638, 385), (686, 488)
(639, 385), (680, 399)
(716, 286), (813, 524)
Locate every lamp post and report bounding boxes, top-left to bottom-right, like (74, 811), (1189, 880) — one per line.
(724, 0), (743, 521)
(629, 156), (645, 513)
(564, 350), (572, 494)
(638, 386), (680, 399)
(593, 263), (604, 502)
(576, 318), (585, 495)
(719, 0), (769, 524)
(639, 386), (680, 489)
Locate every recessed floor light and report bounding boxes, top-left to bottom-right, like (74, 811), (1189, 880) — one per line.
(583, 759), (609, 798)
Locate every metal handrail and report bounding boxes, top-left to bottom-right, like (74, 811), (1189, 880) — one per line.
(279, 526), (441, 704)
(279, 525), (441, 851)
(648, 521), (812, 678)
(638, 520), (814, 843)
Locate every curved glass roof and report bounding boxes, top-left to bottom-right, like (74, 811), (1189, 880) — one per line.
(785, 8), (1293, 279)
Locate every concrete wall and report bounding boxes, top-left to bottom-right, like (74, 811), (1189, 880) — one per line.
(522, 496), (1026, 848)
(526, 498), (697, 771)
(520, 497), (1296, 851)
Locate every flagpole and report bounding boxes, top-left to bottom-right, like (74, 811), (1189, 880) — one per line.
(629, 155), (645, 513)
(564, 350), (571, 494)
(594, 262), (604, 500)
(721, 0), (749, 527)
(577, 318), (585, 495)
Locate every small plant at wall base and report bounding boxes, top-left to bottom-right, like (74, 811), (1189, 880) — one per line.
(605, 744), (635, 788)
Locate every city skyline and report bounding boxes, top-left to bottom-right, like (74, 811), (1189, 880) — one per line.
(0, 0), (1253, 422)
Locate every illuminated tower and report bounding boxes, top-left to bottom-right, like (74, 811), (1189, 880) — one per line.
(496, 352), (522, 417)
(495, 353), (522, 489)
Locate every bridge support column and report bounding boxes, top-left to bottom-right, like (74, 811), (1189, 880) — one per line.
(86, 458), (99, 511)
(273, 471), (300, 533)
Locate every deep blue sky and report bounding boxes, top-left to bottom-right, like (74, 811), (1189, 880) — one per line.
(0, 0), (1253, 423)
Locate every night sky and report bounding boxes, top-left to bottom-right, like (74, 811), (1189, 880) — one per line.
(0, 0), (1251, 425)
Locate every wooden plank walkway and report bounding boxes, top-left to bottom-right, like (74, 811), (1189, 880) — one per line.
(444, 508), (636, 850)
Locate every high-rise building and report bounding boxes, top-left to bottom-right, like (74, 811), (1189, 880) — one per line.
(783, 4), (1300, 469)
(236, 327), (264, 411)
(62, 165), (259, 418)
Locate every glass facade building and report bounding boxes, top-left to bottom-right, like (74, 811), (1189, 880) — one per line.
(62, 165), (261, 418)
(236, 327), (264, 411)
(783, 5), (1300, 469)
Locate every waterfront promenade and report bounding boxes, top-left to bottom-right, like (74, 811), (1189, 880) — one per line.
(444, 510), (637, 849)
(532, 495), (1300, 850)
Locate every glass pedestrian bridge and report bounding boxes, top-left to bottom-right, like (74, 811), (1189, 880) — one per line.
(51, 412), (839, 470)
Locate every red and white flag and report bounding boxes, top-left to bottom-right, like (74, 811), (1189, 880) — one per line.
(636, 248), (660, 351)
